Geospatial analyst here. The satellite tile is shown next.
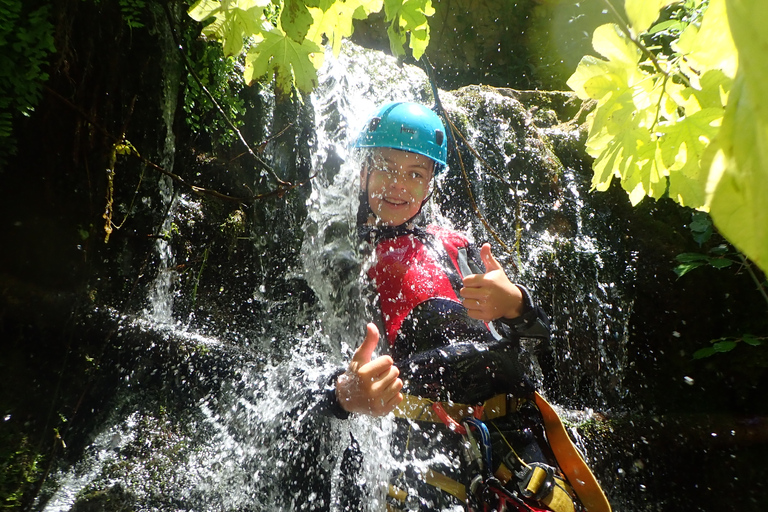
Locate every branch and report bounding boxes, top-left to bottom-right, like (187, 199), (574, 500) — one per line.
(602, 0), (691, 88)
(161, 2), (290, 187)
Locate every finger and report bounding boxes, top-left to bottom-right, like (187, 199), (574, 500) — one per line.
(480, 243), (503, 272)
(360, 355), (396, 381)
(363, 365), (399, 397)
(351, 323), (380, 366)
(459, 285), (486, 300)
(375, 381), (404, 414)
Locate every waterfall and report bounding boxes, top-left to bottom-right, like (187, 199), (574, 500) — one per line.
(143, 7), (182, 326)
(35, 42), (633, 511)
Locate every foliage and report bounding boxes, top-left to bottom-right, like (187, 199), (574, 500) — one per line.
(182, 38), (247, 146)
(693, 334), (765, 359)
(567, 0), (768, 277)
(187, 0), (435, 96)
(0, 1), (55, 168)
(673, 212), (731, 277)
(0, 434), (44, 508)
(119, 0), (147, 28)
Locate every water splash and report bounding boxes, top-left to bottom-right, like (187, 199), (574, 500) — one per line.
(36, 41), (635, 511)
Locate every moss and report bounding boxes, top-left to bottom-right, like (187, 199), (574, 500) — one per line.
(0, 432), (45, 509)
(71, 484), (136, 512)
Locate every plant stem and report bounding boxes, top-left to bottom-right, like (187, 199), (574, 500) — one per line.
(739, 253), (768, 310)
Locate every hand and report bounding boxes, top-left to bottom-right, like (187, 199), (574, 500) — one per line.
(460, 243), (524, 322)
(336, 323), (404, 416)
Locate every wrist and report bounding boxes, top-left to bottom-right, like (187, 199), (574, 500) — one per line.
(502, 285), (526, 319)
(335, 375), (351, 412)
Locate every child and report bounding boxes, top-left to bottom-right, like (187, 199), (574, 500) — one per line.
(326, 102), (609, 512)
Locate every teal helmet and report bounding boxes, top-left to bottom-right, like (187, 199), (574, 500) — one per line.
(354, 102), (447, 167)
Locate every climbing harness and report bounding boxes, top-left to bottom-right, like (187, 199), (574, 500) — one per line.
(391, 392), (612, 512)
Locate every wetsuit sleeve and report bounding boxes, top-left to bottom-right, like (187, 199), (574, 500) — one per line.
(495, 284), (550, 340)
(312, 368), (351, 420)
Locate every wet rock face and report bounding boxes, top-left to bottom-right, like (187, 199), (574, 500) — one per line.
(2, 1), (767, 507)
(351, 0), (614, 90)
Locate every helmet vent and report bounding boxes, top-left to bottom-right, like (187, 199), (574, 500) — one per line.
(368, 117), (381, 132)
(435, 130), (444, 146)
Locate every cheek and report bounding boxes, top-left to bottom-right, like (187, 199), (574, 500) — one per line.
(366, 175), (386, 199)
(409, 182), (428, 202)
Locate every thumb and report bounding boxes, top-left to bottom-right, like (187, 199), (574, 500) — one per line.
(351, 323), (380, 366)
(480, 243), (503, 272)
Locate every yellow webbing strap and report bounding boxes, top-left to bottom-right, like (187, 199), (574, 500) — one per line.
(425, 469), (468, 503)
(525, 466), (576, 512)
(387, 470), (467, 505)
(533, 391), (612, 512)
(393, 393), (511, 423)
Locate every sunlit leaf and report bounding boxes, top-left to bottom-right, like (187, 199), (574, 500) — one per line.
(307, 0), (365, 56)
(624, 0), (680, 37)
(591, 23), (641, 67)
(188, 0), (269, 57)
(384, 0), (434, 59)
(244, 28), (324, 94)
(673, 0), (737, 87)
(674, 262), (704, 278)
(282, 0), (314, 43)
(703, 0), (768, 276)
(658, 107), (722, 208)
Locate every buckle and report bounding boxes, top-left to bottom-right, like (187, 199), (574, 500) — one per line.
(519, 462), (556, 501)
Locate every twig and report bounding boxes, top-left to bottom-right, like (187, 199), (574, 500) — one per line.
(421, 57), (519, 263)
(161, 3), (290, 187)
(739, 253), (768, 309)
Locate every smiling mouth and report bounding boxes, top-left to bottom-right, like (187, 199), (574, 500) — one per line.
(383, 197), (408, 206)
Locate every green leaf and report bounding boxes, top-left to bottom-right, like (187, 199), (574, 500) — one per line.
(647, 19), (684, 36)
(188, 0), (269, 57)
(712, 340), (738, 353)
(675, 252), (710, 263)
(708, 257), (733, 269)
(674, 261), (704, 278)
(703, 0), (768, 277)
(384, 0), (434, 60)
(624, 0), (681, 36)
(281, 0), (314, 43)
(689, 211), (713, 241)
(742, 334), (763, 347)
(244, 28), (323, 94)
(693, 346), (717, 359)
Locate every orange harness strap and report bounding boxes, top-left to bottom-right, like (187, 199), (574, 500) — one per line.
(533, 392), (612, 512)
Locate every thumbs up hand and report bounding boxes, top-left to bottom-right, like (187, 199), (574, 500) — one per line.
(460, 243), (524, 322)
(336, 323), (403, 416)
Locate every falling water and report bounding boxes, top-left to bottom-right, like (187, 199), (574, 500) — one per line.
(35, 41), (637, 511)
(144, 11), (183, 326)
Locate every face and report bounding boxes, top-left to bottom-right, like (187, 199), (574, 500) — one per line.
(361, 147), (435, 226)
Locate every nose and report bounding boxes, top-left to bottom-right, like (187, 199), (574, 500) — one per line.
(384, 169), (408, 189)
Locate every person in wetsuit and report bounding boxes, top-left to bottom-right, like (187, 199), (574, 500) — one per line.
(325, 102), (609, 512)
